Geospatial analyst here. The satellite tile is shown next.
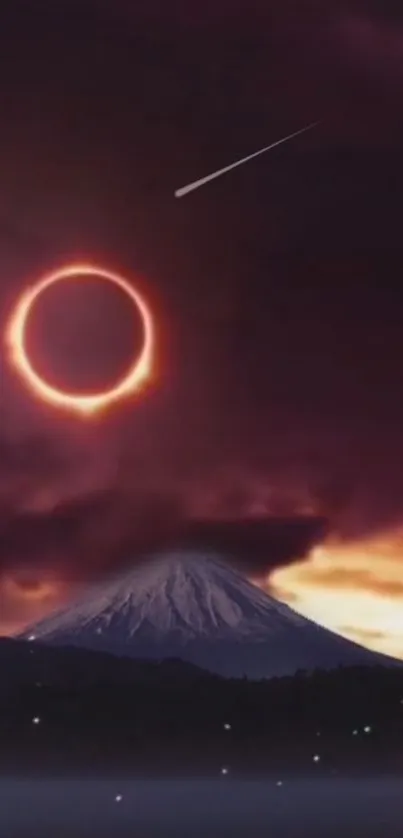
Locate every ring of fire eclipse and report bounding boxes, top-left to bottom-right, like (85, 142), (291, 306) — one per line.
(5, 264), (155, 417)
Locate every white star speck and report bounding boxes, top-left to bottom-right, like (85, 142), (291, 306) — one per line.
(32, 717), (41, 725)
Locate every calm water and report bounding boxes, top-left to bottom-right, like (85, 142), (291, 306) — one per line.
(0, 777), (402, 837)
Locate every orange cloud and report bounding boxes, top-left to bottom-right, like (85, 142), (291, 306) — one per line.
(0, 572), (72, 637)
(265, 532), (403, 660)
(338, 626), (388, 642)
(3, 576), (61, 602)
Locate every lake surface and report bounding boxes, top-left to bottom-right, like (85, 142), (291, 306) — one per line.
(1, 777), (402, 837)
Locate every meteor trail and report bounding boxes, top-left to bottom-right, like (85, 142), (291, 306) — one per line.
(175, 121), (320, 198)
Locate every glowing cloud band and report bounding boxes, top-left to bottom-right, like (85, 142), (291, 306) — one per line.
(5, 264), (155, 417)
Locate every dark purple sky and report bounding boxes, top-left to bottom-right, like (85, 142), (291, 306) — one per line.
(2, 0), (403, 632)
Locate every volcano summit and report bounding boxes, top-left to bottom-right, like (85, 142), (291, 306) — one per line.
(20, 552), (396, 678)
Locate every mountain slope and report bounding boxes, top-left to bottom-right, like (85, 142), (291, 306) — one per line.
(19, 551), (398, 678)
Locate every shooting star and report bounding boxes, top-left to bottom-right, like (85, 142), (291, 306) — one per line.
(175, 121), (320, 198)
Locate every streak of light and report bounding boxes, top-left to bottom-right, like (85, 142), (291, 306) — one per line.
(174, 121), (320, 197)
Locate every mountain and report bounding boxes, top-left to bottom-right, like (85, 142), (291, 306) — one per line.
(19, 551), (398, 678)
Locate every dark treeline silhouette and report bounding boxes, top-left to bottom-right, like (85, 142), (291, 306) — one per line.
(1, 638), (403, 777)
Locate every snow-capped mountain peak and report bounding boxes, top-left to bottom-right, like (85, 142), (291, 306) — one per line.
(19, 550), (398, 679)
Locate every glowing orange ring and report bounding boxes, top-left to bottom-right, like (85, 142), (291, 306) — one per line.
(5, 264), (154, 416)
